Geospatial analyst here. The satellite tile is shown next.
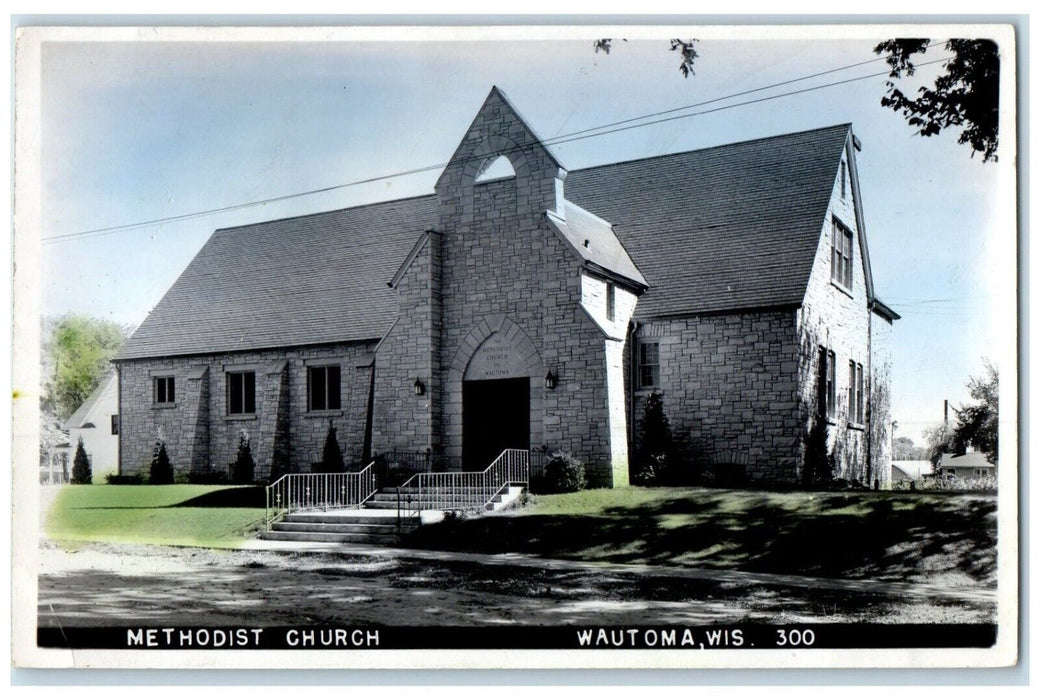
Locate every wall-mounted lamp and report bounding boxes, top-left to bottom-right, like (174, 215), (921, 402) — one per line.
(544, 370), (557, 390)
(413, 378), (426, 396)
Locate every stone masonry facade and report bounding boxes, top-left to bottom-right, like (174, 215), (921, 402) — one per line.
(117, 342), (374, 481)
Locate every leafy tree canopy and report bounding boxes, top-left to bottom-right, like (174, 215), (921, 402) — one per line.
(874, 39), (1000, 162)
(592, 38), (999, 161)
(42, 314), (131, 420)
(951, 360), (999, 463)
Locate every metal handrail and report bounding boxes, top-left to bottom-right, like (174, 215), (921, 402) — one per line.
(265, 461), (377, 531)
(395, 448), (530, 521)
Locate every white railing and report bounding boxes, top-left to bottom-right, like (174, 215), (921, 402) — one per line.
(265, 462), (377, 530)
(396, 448), (530, 519)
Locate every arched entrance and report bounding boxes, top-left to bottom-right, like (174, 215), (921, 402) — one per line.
(448, 316), (544, 469)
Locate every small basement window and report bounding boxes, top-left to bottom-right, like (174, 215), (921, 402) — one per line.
(227, 371), (256, 415)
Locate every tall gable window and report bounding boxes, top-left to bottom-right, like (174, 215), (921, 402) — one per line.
(227, 371), (256, 415)
(308, 365), (342, 412)
(840, 160), (847, 199)
(637, 341), (660, 390)
(154, 376), (175, 405)
(831, 218), (854, 290)
(850, 361), (865, 424)
(819, 347), (836, 420)
(606, 283), (616, 322)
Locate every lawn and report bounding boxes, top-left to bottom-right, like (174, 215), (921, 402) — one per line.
(402, 486), (998, 585)
(44, 484), (267, 548)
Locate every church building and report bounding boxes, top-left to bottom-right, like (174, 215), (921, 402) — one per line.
(112, 87), (898, 488)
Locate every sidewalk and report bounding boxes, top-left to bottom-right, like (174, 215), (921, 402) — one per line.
(239, 538), (997, 604)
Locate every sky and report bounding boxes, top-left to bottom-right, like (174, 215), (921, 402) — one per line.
(31, 25), (1016, 446)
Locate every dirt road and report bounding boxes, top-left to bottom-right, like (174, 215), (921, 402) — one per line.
(37, 540), (994, 629)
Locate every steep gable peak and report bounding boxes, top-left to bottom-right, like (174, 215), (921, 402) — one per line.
(435, 86), (566, 229)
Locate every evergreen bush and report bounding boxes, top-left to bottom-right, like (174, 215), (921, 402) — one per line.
(150, 439), (174, 485)
(70, 437), (92, 485)
(633, 392), (674, 485)
(231, 432), (255, 484)
(321, 421), (346, 472)
(531, 452), (585, 494)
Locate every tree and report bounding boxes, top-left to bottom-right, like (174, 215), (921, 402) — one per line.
(874, 39), (999, 162)
(42, 314), (130, 420)
(594, 38), (700, 78)
(892, 436), (924, 460)
(923, 423), (955, 468)
(633, 392), (673, 484)
(231, 431), (255, 484)
(951, 360), (999, 463)
(150, 438), (174, 485)
(320, 421), (345, 472)
(70, 437), (92, 485)
(592, 38), (999, 161)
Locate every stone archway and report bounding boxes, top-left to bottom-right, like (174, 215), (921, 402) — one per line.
(446, 316), (544, 467)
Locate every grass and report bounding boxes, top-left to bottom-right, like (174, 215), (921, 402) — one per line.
(402, 485), (998, 585)
(45, 484), (267, 548)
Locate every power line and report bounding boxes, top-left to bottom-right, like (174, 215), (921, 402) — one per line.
(43, 51), (953, 246)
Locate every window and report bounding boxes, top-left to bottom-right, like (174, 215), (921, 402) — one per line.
(110, 414), (119, 436)
(855, 363), (865, 424)
(840, 160), (847, 199)
(227, 371), (256, 415)
(637, 341), (660, 389)
(831, 219), (853, 289)
(154, 376), (175, 404)
(819, 348), (836, 419)
(606, 283), (616, 322)
(308, 365), (342, 411)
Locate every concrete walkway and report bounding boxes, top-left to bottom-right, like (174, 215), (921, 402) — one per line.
(240, 537), (997, 604)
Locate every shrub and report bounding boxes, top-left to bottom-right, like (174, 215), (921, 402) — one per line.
(230, 432), (255, 484)
(633, 392), (674, 485)
(105, 473), (144, 485)
(150, 440), (174, 485)
(531, 452), (586, 494)
(320, 421), (345, 472)
(70, 437), (92, 485)
(802, 414), (834, 488)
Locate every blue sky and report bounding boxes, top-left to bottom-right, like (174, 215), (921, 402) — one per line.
(37, 27), (1015, 445)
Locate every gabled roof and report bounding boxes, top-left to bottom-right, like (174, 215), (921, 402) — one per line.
(940, 452), (995, 468)
(564, 124), (853, 319)
(117, 196), (436, 359)
(65, 372), (117, 430)
(546, 200), (648, 289)
(117, 123), (854, 360)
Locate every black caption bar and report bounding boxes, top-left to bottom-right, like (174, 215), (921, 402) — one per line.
(38, 624), (997, 650)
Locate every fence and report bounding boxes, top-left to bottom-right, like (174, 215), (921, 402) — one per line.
(265, 462), (377, 529)
(374, 450), (433, 487)
(397, 448), (532, 518)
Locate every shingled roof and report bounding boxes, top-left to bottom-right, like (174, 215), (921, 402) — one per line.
(117, 124), (852, 360)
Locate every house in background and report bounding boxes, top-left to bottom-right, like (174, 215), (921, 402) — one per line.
(112, 87), (897, 488)
(890, 459), (933, 485)
(65, 372), (120, 483)
(938, 448), (997, 479)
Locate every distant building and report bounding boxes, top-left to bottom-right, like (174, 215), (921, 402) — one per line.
(890, 460), (933, 484)
(938, 449), (996, 479)
(112, 87), (897, 487)
(65, 372), (120, 482)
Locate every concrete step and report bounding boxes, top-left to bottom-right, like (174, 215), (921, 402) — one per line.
(259, 530), (401, 545)
(272, 521), (401, 535)
(283, 511), (416, 526)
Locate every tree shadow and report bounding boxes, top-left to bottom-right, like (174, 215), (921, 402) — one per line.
(402, 490), (997, 585)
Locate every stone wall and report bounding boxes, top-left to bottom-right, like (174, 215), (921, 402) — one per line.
(634, 308), (802, 483)
(796, 140), (873, 483)
(117, 342), (375, 480)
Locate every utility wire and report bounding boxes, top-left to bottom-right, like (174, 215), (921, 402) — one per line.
(43, 51), (952, 246)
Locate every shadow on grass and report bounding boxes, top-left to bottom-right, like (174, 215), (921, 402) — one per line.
(401, 490), (997, 584)
(70, 487), (266, 510)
